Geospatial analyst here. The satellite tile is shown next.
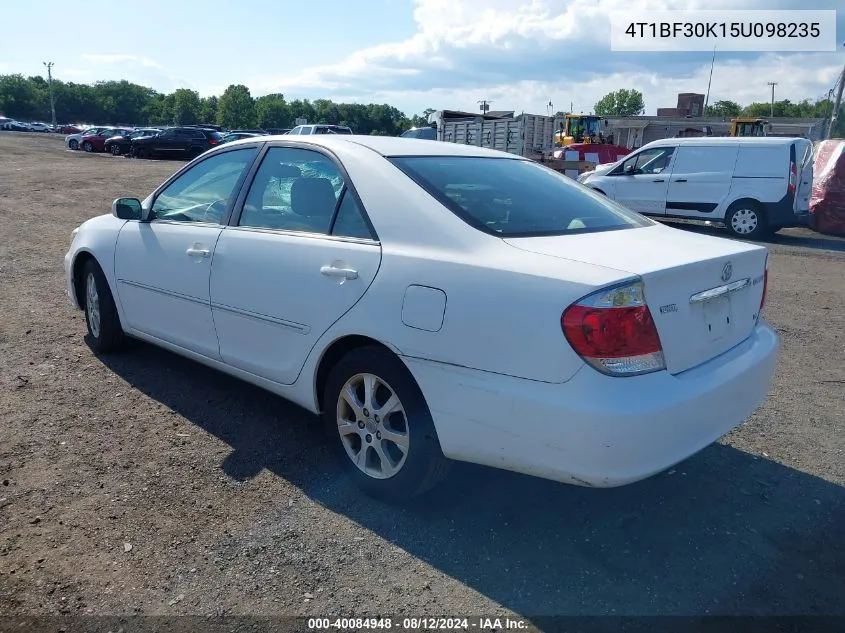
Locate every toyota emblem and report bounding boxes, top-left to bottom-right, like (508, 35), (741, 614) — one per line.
(721, 262), (733, 282)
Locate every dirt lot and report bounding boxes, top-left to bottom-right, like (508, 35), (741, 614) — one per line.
(0, 132), (843, 621)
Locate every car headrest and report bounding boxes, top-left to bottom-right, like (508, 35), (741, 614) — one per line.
(290, 177), (336, 218)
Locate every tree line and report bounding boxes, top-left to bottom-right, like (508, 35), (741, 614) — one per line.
(1, 74), (841, 136)
(0, 74), (432, 135)
(586, 88), (842, 135)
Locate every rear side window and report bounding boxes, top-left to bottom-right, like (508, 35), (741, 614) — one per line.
(390, 156), (653, 237)
(672, 145), (738, 173)
(736, 145), (786, 177)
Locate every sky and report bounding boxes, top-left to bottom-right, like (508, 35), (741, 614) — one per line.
(1, 0), (843, 117)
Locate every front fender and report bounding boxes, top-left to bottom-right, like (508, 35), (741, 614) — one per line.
(65, 214), (126, 311)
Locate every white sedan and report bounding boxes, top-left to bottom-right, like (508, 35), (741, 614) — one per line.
(64, 135), (779, 503)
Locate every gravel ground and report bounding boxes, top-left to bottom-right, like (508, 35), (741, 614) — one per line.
(0, 132), (843, 622)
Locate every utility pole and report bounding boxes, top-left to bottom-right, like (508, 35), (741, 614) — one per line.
(478, 100), (492, 115)
(704, 46), (716, 114)
(828, 42), (845, 139)
(43, 61), (57, 130)
(767, 81), (778, 118)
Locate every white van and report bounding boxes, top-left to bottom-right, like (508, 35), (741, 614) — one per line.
(578, 137), (814, 238)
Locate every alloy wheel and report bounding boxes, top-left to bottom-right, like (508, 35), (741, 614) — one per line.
(86, 273), (101, 338)
(336, 373), (409, 479)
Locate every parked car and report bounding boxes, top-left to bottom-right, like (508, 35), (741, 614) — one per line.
(221, 132), (261, 143)
(287, 124), (353, 135)
(400, 126), (437, 140)
(130, 126), (223, 159)
(104, 128), (162, 156)
(27, 122), (51, 132)
(66, 127), (107, 150)
(229, 129), (267, 135)
(2, 120), (31, 131)
(265, 128), (291, 135)
(64, 135), (778, 503)
(57, 124), (82, 134)
(183, 123), (225, 132)
(80, 128), (133, 153)
(578, 137), (814, 239)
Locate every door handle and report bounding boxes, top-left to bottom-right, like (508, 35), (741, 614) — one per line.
(652, 179), (665, 182)
(186, 246), (210, 258)
(320, 265), (358, 280)
(674, 179), (687, 183)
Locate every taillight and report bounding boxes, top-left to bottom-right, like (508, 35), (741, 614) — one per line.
(787, 162), (797, 194)
(208, 138), (219, 145)
(561, 280), (665, 377)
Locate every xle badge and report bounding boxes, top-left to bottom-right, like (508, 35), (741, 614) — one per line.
(659, 304), (678, 314)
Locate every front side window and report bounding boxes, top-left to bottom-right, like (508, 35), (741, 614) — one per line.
(239, 147), (347, 234)
(391, 156), (653, 237)
(619, 147), (675, 175)
(151, 147), (258, 224)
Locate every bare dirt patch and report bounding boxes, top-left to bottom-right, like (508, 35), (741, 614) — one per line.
(0, 132), (843, 620)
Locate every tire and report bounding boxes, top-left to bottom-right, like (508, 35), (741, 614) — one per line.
(68, 139), (79, 150)
(323, 346), (451, 503)
(725, 200), (769, 240)
(82, 141), (93, 152)
(110, 144), (122, 156)
(81, 259), (124, 353)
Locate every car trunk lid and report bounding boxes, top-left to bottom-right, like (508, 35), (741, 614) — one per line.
(505, 224), (768, 375)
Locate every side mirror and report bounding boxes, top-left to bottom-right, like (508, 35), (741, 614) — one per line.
(112, 197), (143, 220)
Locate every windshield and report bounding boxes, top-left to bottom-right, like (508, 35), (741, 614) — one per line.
(401, 127), (437, 140)
(390, 156), (653, 237)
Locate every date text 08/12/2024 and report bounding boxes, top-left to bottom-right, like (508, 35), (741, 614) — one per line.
(306, 617), (529, 630)
(623, 21), (821, 39)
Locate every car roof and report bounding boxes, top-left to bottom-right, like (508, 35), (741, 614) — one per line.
(219, 134), (522, 158)
(644, 137), (805, 147)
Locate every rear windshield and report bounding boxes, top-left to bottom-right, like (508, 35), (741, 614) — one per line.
(209, 131), (224, 140)
(390, 156), (653, 237)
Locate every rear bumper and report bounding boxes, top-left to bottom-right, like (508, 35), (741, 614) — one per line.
(403, 322), (779, 487)
(764, 194), (810, 228)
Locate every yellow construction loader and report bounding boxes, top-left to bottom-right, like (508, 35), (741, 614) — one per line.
(730, 118), (768, 137)
(554, 114), (606, 145)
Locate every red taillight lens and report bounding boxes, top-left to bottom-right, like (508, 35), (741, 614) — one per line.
(787, 162), (797, 194)
(561, 280), (665, 376)
(208, 138), (219, 145)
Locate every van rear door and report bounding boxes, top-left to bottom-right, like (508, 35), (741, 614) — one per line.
(793, 139), (813, 213)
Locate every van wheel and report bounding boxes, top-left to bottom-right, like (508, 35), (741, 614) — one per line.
(725, 200), (768, 240)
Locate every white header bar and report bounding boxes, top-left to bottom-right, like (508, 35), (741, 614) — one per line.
(610, 10), (838, 52)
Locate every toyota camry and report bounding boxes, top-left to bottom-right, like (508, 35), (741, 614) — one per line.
(64, 135), (779, 503)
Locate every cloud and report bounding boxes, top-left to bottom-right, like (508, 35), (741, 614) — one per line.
(249, 0), (844, 115)
(68, 54), (191, 93)
(81, 54), (164, 69)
